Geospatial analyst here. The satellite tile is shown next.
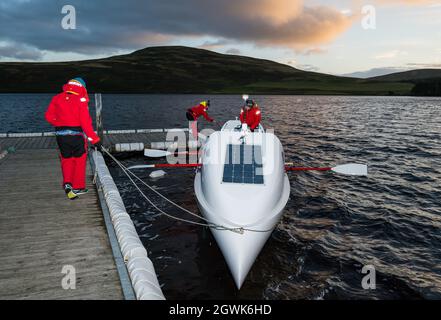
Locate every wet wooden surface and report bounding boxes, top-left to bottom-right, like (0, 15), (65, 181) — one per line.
(0, 149), (124, 299)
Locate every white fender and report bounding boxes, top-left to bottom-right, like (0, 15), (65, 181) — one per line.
(128, 257), (165, 300)
(94, 151), (165, 300)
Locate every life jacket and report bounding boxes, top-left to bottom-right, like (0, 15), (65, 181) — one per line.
(45, 82), (100, 144)
(240, 106), (261, 131)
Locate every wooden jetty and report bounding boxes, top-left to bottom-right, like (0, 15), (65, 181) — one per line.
(0, 122), (186, 300)
(0, 129), (177, 299)
(0, 130), (177, 299)
(0, 148), (124, 299)
(0, 93), (179, 300)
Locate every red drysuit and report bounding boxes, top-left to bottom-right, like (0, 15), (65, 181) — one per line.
(186, 104), (214, 138)
(240, 106), (262, 131)
(45, 81), (100, 190)
(187, 104), (214, 122)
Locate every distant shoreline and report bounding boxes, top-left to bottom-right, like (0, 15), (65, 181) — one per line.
(0, 46), (440, 97)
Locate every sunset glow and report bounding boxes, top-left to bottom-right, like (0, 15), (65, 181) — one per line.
(0, 0), (440, 77)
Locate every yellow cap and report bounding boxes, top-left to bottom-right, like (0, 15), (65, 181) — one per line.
(200, 101), (207, 107)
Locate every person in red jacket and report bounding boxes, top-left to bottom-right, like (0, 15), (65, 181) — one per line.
(186, 100), (214, 138)
(45, 78), (101, 200)
(240, 99), (262, 132)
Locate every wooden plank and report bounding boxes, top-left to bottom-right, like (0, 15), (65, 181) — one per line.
(0, 149), (124, 300)
(36, 136), (45, 149)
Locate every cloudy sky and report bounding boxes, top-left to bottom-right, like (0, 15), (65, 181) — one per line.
(0, 0), (440, 76)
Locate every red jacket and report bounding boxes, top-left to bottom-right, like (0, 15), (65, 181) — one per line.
(45, 83), (100, 144)
(240, 106), (261, 131)
(188, 104), (214, 122)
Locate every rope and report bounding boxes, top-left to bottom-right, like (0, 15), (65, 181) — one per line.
(92, 146), (98, 185)
(101, 147), (272, 234)
(101, 147), (243, 233)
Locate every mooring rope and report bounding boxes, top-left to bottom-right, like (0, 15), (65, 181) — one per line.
(93, 146), (98, 185)
(100, 147), (273, 234)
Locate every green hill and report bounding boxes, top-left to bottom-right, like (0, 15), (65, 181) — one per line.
(369, 69), (441, 82)
(369, 69), (441, 96)
(0, 46), (415, 95)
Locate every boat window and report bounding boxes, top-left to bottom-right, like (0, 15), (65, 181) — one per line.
(222, 144), (264, 184)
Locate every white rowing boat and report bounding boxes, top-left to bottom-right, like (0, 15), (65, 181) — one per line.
(129, 115), (367, 290)
(194, 120), (290, 289)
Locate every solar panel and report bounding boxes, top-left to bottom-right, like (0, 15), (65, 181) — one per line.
(222, 144), (264, 184)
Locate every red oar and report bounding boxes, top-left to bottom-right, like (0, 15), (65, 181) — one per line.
(285, 163), (368, 176)
(129, 162), (368, 176)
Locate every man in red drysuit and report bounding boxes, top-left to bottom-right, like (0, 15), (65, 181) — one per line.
(186, 100), (215, 138)
(240, 99), (262, 132)
(45, 78), (101, 200)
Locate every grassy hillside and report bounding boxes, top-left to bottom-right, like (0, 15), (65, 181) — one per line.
(0, 46), (414, 95)
(369, 69), (441, 82)
(369, 69), (441, 96)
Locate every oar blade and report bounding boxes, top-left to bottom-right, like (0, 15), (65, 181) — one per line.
(332, 164), (368, 176)
(144, 149), (171, 158)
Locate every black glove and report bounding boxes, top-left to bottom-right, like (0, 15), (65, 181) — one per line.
(93, 141), (103, 150)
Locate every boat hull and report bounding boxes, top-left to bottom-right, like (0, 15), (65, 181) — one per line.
(193, 121), (291, 288)
(195, 172), (290, 288)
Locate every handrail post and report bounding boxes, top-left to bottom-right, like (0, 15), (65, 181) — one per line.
(95, 93), (104, 144)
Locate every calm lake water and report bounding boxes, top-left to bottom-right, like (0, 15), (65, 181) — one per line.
(1, 94), (440, 299)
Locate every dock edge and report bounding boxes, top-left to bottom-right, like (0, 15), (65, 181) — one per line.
(91, 150), (166, 300)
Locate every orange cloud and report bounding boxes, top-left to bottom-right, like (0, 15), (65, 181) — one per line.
(162, 1), (356, 49)
(0, 0), (357, 55)
(226, 4), (355, 49)
(230, 0), (303, 25)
